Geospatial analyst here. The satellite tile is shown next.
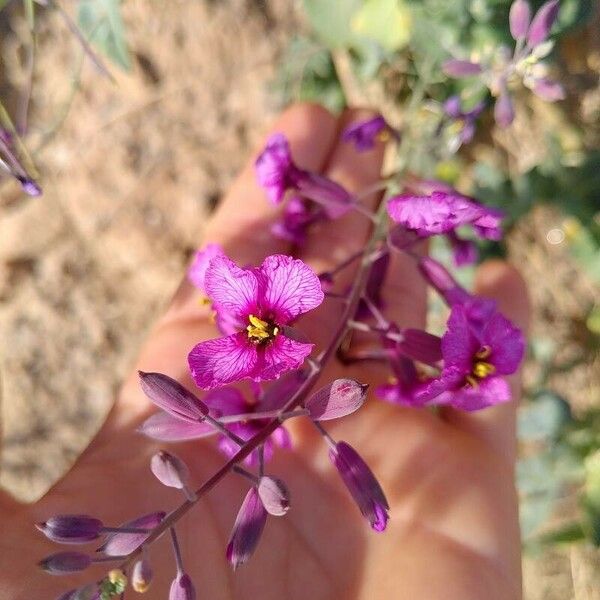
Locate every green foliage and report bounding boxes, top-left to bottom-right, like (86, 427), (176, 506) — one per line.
(351, 0), (411, 52)
(77, 0), (130, 70)
(302, 0), (363, 48)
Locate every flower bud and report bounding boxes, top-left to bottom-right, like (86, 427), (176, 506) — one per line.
(138, 412), (215, 442)
(527, 0), (559, 47)
(19, 176), (42, 197)
(509, 0), (531, 40)
(226, 487), (268, 569)
(330, 441), (389, 532)
(132, 558), (153, 593)
(295, 171), (353, 219)
(36, 514), (104, 544)
(138, 371), (208, 421)
(151, 451), (190, 490)
(442, 59), (482, 77)
(397, 329), (443, 365)
(97, 511), (165, 556)
(258, 476), (290, 516)
(39, 551), (91, 575)
(305, 379), (367, 421)
(56, 584), (100, 600)
(169, 572), (196, 600)
(532, 78), (565, 101)
(494, 90), (515, 128)
(417, 257), (470, 306)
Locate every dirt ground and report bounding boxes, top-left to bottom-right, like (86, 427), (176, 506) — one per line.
(0, 1), (598, 598)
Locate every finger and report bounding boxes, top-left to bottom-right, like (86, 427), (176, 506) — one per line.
(299, 109), (385, 345)
(441, 260), (530, 462)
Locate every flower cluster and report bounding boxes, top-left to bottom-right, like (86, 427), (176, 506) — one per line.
(39, 98), (527, 600)
(444, 0), (564, 128)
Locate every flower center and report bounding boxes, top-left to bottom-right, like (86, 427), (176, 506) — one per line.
(246, 314), (279, 344)
(465, 345), (496, 388)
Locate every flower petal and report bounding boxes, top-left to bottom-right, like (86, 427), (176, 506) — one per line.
(187, 243), (225, 292)
(258, 335), (314, 381)
(188, 333), (258, 389)
(255, 133), (294, 204)
(203, 386), (248, 417)
(482, 312), (525, 375)
(448, 376), (511, 411)
(204, 256), (259, 321)
(259, 255), (324, 323)
(442, 306), (480, 370)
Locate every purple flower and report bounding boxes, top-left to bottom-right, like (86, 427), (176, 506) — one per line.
(188, 243), (225, 293)
(342, 116), (396, 151)
(255, 133), (353, 217)
(330, 441), (389, 532)
(416, 305), (525, 411)
(39, 552), (91, 575)
(226, 487), (268, 569)
(387, 191), (504, 241)
(271, 195), (324, 245)
(527, 0), (560, 47)
(509, 0), (531, 40)
(376, 355), (424, 407)
(36, 515), (104, 544)
(188, 253), (324, 389)
(443, 96), (485, 147)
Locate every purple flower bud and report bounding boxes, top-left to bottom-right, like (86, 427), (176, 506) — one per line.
(226, 487), (268, 569)
(442, 59), (482, 77)
(36, 514), (104, 544)
(448, 233), (478, 266)
(532, 77), (565, 101)
(151, 451), (190, 490)
(305, 379), (368, 421)
(138, 371), (209, 421)
(169, 573), (196, 600)
(443, 95), (462, 118)
(255, 133), (295, 204)
(494, 90), (515, 128)
(387, 225), (421, 251)
(257, 476), (290, 516)
(418, 256), (470, 305)
(97, 511), (166, 556)
(509, 0), (531, 40)
(330, 441), (389, 532)
(18, 176), (42, 196)
(397, 329), (443, 365)
(295, 171), (353, 219)
(39, 551), (91, 575)
(132, 558), (153, 593)
(527, 0), (560, 47)
(56, 584), (100, 600)
(138, 412), (215, 442)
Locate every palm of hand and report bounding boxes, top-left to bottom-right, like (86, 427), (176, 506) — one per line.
(0, 104), (527, 600)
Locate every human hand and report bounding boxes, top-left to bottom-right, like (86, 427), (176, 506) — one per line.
(0, 103), (529, 600)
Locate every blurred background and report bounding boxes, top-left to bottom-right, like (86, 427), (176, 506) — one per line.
(0, 0), (598, 597)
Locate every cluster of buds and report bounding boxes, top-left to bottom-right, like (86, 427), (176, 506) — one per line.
(444, 0), (564, 128)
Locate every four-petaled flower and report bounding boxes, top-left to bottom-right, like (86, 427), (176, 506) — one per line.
(188, 253), (323, 389)
(416, 305), (525, 411)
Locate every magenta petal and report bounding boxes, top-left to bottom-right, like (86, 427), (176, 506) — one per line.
(187, 243), (225, 292)
(203, 386), (248, 417)
(204, 256), (259, 321)
(532, 78), (565, 102)
(482, 312), (525, 375)
(97, 512), (165, 556)
(449, 376), (511, 411)
(415, 365), (465, 403)
(259, 335), (314, 381)
(442, 306), (480, 370)
(137, 412), (215, 442)
(527, 0), (559, 46)
(509, 0), (531, 40)
(398, 329), (443, 365)
(494, 91), (515, 128)
(259, 254), (324, 323)
(188, 333), (258, 390)
(443, 59), (483, 77)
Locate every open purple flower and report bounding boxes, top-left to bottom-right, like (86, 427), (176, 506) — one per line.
(416, 305), (525, 411)
(342, 115), (397, 151)
(188, 253), (323, 389)
(255, 133), (353, 218)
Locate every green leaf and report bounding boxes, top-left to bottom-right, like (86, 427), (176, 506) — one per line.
(538, 522), (586, 545)
(351, 0), (411, 52)
(77, 0), (130, 70)
(302, 0), (363, 48)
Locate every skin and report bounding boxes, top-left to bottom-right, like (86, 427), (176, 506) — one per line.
(0, 103), (530, 600)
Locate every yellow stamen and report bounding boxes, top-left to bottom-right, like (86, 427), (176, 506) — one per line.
(246, 314), (279, 343)
(472, 361), (496, 378)
(475, 345), (492, 359)
(377, 129), (391, 142)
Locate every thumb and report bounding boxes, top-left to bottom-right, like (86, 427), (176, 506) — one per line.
(441, 259), (531, 464)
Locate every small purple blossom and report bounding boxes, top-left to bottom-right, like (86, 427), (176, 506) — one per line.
(387, 191), (504, 241)
(226, 487), (268, 569)
(188, 253), (324, 389)
(416, 305), (525, 411)
(342, 115), (397, 151)
(330, 441), (389, 532)
(443, 96), (485, 147)
(255, 133), (353, 217)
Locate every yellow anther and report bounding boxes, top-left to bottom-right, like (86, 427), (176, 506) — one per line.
(475, 345), (492, 360)
(249, 315), (269, 329)
(377, 129), (391, 143)
(246, 314), (278, 343)
(199, 296), (211, 306)
(108, 569), (127, 587)
(472, 361), (496, 378)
